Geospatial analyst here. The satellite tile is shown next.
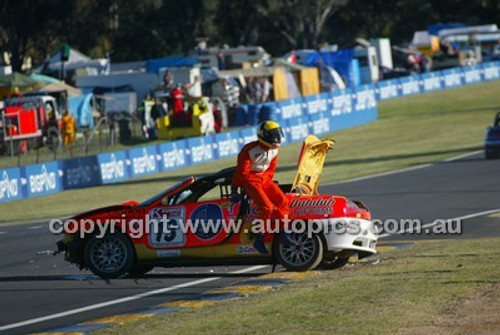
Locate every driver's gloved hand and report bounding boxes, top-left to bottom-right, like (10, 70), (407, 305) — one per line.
(230, 188), (240, 203)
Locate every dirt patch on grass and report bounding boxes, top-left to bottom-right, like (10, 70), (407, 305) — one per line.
(401, 283), (500, 335)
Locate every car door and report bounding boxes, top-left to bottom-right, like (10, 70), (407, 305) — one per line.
(145, 180), (241, 250)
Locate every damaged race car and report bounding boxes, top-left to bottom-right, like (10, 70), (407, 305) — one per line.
(56, 135), (378, 278)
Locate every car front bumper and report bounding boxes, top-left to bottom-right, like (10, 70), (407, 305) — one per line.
(322, 217), (378, 255)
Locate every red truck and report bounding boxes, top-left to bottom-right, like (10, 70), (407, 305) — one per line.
(0, 95), (61, 155)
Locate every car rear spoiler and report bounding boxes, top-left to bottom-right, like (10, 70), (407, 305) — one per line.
(291, 135), (335, 195)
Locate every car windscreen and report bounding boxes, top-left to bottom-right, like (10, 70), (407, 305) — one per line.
(138, 178), (193, 206)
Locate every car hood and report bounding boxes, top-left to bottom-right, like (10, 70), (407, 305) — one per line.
(71, 204), (138, 220)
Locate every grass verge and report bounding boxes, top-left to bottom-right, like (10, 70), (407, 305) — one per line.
(1, 81), (499, 223)
(98, 238), (500, 335)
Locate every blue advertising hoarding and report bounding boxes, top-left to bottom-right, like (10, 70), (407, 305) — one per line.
(462, 65), (483, 84)
(0, 167), (24, 203)
(303, 93), (329, 115)
(420, 72), (442, 92)
(330, 88), (353, 116)
(97, 150), (130, 184)
(375, 79), (399, 100)
(276, 98), (303, 121)
(213, 131), (240, 159)
(128, 145), (160, 178)
(24, 161), (62, 198)
(482, 61), (500, 81)
(442, 68), (463, 88)
(354, 85), (377, 112)
(399, 76), (421, 96)
(158, 140), (187, 172)
(238, 127), (258, 150)
(186, 136), (214, 165)
(60, 156), (101, 190)
(308, 112), (331, 136)
(286, 116), (310, 143)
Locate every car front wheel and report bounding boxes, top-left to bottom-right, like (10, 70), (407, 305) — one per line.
(273, 232), (323, 271)
(84, 233), (134, 279)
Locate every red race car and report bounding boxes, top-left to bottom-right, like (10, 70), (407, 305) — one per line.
(56, 136), (378, 278)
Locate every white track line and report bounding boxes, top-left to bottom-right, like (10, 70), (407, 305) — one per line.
(379, 208), (500, 239)
(334, 163), (432, 185)
(443, 149), (482, 162)
(333, 150), (482, 185)
(0, 265), (268, 331)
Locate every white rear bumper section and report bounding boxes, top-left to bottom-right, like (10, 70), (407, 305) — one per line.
(321, 217), (378, 254)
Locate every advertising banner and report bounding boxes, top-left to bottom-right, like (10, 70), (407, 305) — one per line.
(97, 150), (130, 184)
(0, 167), (24, 203)
(24, 161), (62, 198)
(158, 140), (187, 172)
(60, 156), (101, 190)
(186, 136), (214, 165)
(213, 131), (240, 159)
(128, 145), (160, 178)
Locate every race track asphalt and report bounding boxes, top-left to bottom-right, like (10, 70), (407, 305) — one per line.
(0, 151), (499, 334)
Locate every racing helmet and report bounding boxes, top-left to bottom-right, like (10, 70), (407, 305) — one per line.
(257, 121), (284, 149)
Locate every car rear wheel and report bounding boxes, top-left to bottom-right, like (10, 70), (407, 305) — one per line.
(84, 233), (134, 279)
(273, 232), (323, 271)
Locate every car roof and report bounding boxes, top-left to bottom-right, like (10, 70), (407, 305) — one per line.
(196, 167), (236, 184)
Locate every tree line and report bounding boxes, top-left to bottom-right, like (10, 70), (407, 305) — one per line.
(1, 0), (498, 72)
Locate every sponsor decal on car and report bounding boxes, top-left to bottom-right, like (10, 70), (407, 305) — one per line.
(190, 203), (224, 240)
(289, 197), (335, 216)
(237, 245), (260, 254)
(156, 249), (181, 258)
(289, 198), (335, 207)
(148, 207), (186, 248)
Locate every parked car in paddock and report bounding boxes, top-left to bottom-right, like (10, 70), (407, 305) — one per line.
(485, 112), (500, 159)
(56, 136), (378, 278)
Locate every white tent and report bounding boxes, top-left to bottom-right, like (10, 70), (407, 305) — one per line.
(40, 45), (109, 76)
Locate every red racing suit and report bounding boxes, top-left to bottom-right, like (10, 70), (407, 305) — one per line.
(232, 141), (289, 222)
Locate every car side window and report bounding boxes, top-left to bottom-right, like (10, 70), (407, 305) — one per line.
(196, 187), (221, 202)
(176, 181), (231, 204)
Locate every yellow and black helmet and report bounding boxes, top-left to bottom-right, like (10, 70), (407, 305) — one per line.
(257, 121), (284, 149)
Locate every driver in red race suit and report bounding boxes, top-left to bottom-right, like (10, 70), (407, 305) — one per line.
(231, 121), (289, 254)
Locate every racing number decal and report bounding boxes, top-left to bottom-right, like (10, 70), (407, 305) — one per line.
(155, 218), (179, 243)
(148, 207), (186, 248)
